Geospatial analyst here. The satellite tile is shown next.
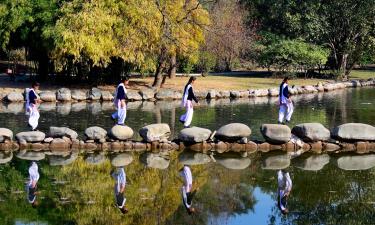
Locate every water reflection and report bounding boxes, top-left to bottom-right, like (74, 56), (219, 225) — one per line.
(0, 151), (12, 164)
(112, 167), (128, 214)
(277, 170), (292, 215)
(214, 153), (251, 170)
(336, 154), (375, 170)
(16, 151), (45, 161)
(27, 162), (40, 207)
(0, 151), (375, 224)
(179, 165), (196, 215)
(140, 153), (170, 169)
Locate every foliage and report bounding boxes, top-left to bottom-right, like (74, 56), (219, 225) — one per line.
(196, 50), (217, 74)
(257, 37), (329, 75)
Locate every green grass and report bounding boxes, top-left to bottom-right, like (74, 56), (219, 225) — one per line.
(349, 70), (375, 79)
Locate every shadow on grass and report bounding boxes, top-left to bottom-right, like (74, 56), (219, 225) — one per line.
(209, 71), (272, 78)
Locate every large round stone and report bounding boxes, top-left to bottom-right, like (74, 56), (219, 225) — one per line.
(261, 154), (290, 170)
(178, 152), (211, 165)
(50, 138), (70, 152)
(293, 154), (330, 171)
(39, 91), (56, 102)
(48, 153), (78, 166)
(215, 123), (251, 141)
(292, 123), (331, 142)
(110, 125), (134, 140)
(85, 126), (107, 140)
(0, 152), (13, 164)
(140, 153), (170, 169)
(260, 124), (291, 144)
(49, 127), (78, 139)
(71, 90), (87, 101)
(126, 91), (143, 101)
(155, 89), (177, 100)
(0, 128), (13, 142)
(140, 89), (155, 100)
(101, 91), (114, 101)
(111, 153), (133, 167)
(16, 131), (46, 143)
(16, 151), (45, 161)
(337, 155), (375, 170)
(89, 88), (102, 100)
(179, 127), (212, 143)
(215, 154), (251, 170)
(139, 123), (170, 142)
(56, 88), (72, 101)
(85, 154), (106, 165)
(332, 123), (375, 141)
(6, 92), (24, 102)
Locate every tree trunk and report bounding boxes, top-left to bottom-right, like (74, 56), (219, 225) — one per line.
(37, 53), (49, 81)
(152, 61), (165, 89)
(168, 54), (176, 79)
(339, 54), (348, 80)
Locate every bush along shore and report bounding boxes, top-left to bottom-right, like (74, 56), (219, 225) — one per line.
(0, 123), (375, 159)
(1, 79), (375, 103)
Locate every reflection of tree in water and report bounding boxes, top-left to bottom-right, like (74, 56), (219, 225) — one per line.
(261, 163), (375, 225)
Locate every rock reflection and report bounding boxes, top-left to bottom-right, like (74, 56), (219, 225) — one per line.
(140, 152), (170, 169)
(178, 151), (212, 165)
(336, 154), (375, 170)
(111, 153), (133, 167)
(293, 154), (330, 171)
(85, 153), (107, 165)
(214, 153), (251, 170)
(48, 152), (78, 166)
(0, 151), (13, 164)
(16, 151), (45, 161)
(261, 153), (290, 170)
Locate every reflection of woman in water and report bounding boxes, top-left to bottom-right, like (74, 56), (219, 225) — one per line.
(27, 162), (39, 207)
(112, 167), (128, 214)
(179, 165), (196, 214)
(277, 170), (292, 214)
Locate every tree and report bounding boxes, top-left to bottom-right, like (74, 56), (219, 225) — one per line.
(245, 0), (375, 79)
(205, 0), (256, 71)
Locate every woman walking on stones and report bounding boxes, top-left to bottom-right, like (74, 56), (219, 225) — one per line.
(180, 77), (199, 128)
(26, 82), (41, 131)
(278, 77), (294, 124)
(112, 77), (129, 126)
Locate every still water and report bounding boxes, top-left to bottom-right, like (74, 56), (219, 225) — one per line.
(0, 88), (375, 225)
(0, 88), (374, 139)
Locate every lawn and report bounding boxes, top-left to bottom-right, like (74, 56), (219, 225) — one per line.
(349, 70), (375, 79)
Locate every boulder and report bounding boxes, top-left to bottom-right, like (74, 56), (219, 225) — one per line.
(110, 125), (134, 140)
(253, 89), (269, 97)
(155, 89), (176, 100)
(71, 90), (87, 101)
(16, 151), (45, 161)
(126, 91), (143, 101)
(85, 154), (106, 165)
(50, 138), (70, 151)
(178, 152), (211, 165)
(101, 91), (114, 101)
(215, 123), (251, 141)
(89, 87), (102, 100)
(268, 88), (279, 97)
(303, 85), (318, 93)
(6, 92), (24, 102)
(140, 89), (155, 100)
(230, 91), (241, 98)
(48, 153), (78, 166)
(215, 154), (251, 170)
(56, 88), (72, 101)
(337, 155), (375, 170)
(16, 131), (46, 143)
(260, 124), (291, 144)
(0, 152), (13, 164)
(292, 123), (331, 142)
(0, 128), (13, 142)
(195, 91), (208, 99)
(111, 153), (133, 167)
(207, 90), (216, 99)
(139, 123), (170, 142)
(261, 153), (290, 170)
(140, 153), (170, 169)
(179, 127), (212, 143)
(219, 91), (230, 98)
(332, 123), (375, 141)
(49, 127), (78, 139)
(39, 91), (56, 102)
(85, 126), (107, 140)
(294, 154), (330, 171)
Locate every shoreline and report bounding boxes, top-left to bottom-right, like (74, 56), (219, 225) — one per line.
(0, 78), (374, 103)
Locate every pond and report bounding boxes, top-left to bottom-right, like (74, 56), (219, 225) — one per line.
(0, 87), (375, 225)
(0, 151), (375, 225)
(0, 87), (374, 140)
